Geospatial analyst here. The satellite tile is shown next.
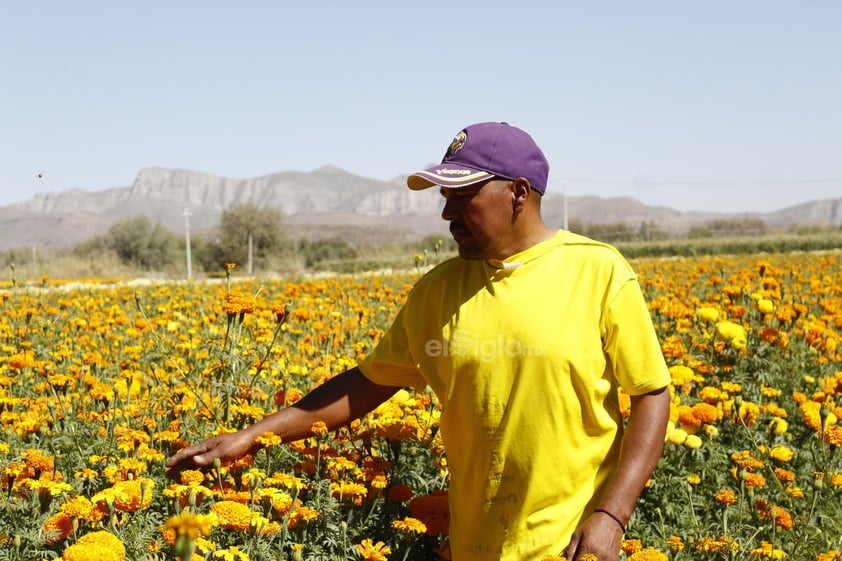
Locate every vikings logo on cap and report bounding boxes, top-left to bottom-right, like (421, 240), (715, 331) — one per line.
(446, 130), (468, 159)
(407, 122), (549, 193)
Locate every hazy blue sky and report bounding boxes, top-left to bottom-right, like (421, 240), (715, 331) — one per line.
(3, 1), (840, 213)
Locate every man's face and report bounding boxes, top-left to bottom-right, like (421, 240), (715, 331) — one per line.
(439, 178), (514, 260)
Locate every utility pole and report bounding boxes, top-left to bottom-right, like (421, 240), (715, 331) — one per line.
(247, 233), (253, 276)
(561, 178), (569, 231)
(183, 206), (193, 279)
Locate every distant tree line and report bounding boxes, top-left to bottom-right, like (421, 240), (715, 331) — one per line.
(567, 216), (773, 244)
(2, 207), (840, 280)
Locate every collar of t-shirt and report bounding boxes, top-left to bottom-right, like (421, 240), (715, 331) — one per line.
(485, 230), (565, 273)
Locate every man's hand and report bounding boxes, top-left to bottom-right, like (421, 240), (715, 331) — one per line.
(564, 511), (624, 560)
(165, 429), (259, 479)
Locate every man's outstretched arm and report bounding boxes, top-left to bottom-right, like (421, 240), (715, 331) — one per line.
(165, 366), (402, 478)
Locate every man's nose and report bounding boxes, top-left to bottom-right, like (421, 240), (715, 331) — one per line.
(441, 198), (458, 221)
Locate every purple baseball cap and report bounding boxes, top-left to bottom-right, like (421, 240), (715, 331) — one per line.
(407, 122), (550, 194)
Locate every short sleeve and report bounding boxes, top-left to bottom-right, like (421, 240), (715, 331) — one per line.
(602, 278), (671, 395)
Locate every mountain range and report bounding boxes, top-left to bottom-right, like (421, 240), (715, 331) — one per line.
(2, 166), (840, 251)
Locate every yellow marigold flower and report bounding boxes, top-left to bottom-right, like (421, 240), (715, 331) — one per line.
(685, 434), (703, 449)
(716, 320), (748, 349)
(666, 427), (688, 445)
(102, 477), (154, 512)
(785, 484), (804, 498)
(757, 299), (775, 314)
(330, 480), (368, 506)
(666, 535), (685, 551)
(211, 500), (256, 531)
(264, 471), (306, 492)
(179, 470), (207, 486)
(355, 538), (391, 561)
(800, 401), (823, 431)
(254, 431), (282, 448)
(698, 385), (724, 404)
(370, 474), (388, 490)
(693, 535), (740, 554)
(669, 365), (699, 386)
(768, 445), (795, 462)
(629, 548), (669, 561)
(687, 473), (701, 485)
(769, 417), (788, 435)
(63, 531), (126, 561)
(750, 541), (786, 559)
(162, 511), (217, 539)
(392, 517), (427, 535)
(736, 401), (760, 426)
(214, 546), (250, 561)
(697, 307), (720, 322)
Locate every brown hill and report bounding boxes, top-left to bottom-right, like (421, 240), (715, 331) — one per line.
(2, 166), (840, 251)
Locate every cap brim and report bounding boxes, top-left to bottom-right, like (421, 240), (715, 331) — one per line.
(407, 164), (493, 190)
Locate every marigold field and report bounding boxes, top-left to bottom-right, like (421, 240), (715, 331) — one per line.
(1, 251), (841, 561)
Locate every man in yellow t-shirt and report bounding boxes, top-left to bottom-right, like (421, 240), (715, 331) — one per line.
(166, 122), (672, 561)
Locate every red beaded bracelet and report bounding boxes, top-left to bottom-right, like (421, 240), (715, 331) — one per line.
(594, 507), (626, 533)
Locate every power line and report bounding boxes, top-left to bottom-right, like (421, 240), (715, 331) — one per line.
(560, 176), (842, 186)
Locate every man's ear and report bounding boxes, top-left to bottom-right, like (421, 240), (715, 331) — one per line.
(512, 177), (531, 213)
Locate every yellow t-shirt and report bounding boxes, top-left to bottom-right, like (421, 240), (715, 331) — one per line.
(359, 230), (670, 560)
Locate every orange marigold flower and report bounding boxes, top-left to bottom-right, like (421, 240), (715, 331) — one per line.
(774, 468), (796, 482)
(824, 425), (842, 447)
(310, 421), (329, 437)
(288, 505), (319, 528)
(692, 402), (721, 424)
(756, 499), (794, 530)
(744, 472), (767, 489)
(731, 450), (765, 470)
(408, 490), (450, 535)
(714, 489), (738, 505)
(621, 538), (643, 554)
(271, 302), (288, 324)
(43, 512), (74, 544)
(223, 290), (256, 316)
(387, 484), (415, 502)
